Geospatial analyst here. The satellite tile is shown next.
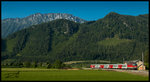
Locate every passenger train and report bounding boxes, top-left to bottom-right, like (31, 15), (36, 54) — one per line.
(90, 64), (137, 69)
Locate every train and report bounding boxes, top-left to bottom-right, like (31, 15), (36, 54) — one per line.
(90, 64), (137, 69)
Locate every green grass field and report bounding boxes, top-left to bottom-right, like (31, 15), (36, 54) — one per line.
(98, 36), (131, 46)
(1, 68), (149, 81)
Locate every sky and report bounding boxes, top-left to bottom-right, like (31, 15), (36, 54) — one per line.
(1, 1), (149, 21)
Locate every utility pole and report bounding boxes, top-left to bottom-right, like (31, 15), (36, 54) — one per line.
(109, 54), (111, 64)
(142, 52), (144, 64)
(123, 58), (124, 64)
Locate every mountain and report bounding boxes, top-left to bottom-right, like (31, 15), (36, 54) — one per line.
(1, 12), (149, 65)
(2, 13), (86, 38)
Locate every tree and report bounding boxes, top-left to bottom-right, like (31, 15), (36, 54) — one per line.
(23, 61), (31, 68)
(31, 62), (37, 68)
(52, 60), (64, 69)
(46, 63), (51, 69)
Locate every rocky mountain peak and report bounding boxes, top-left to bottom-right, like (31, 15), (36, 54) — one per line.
(2, 13), (86, 38)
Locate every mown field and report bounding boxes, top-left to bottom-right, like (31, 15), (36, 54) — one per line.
(1, 68), (149, 81)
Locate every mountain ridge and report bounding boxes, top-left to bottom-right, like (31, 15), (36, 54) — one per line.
(2, 13), (86, 38)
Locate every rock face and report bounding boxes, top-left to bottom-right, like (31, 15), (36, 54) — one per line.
(2, 13), (86, 38)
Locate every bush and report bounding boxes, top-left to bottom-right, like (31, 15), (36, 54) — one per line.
(52, 60), (64, 69)
(23, 61), (31, 68)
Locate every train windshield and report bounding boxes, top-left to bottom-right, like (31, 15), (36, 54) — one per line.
(133, 64), (137, 66)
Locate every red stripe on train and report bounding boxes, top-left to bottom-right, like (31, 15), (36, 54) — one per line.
(127, 64), (137, 67)
(118, 65), (122, 68)
(100, 65), (104, 68)
(109, 65), (113, 68)
(90, 65), (95, 68)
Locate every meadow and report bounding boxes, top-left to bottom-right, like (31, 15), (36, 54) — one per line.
(98, 35), (131, 46)
(1, 68), (149, 81)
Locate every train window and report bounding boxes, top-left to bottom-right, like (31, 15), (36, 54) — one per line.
(113, 64), (118, 68)
(133, 64), (137, 66)
(104, 64), (109, 68)
(95, 65), (99, 68)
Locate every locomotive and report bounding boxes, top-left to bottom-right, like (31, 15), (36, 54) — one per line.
(90, 63), (137, 70)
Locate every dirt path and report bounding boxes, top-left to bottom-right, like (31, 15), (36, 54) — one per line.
(115, 70), (149, 77)
(101, 69), (149, 77)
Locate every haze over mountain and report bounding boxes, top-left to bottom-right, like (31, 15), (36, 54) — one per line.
(2, 13), (86, 38)
(1, 12), (149, 65)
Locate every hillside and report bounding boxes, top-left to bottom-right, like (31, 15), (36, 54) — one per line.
(1, 12), (149, 65)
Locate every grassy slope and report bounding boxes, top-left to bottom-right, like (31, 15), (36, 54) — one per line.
(1, 68), (148, 81)
(98, 36), (131, 46)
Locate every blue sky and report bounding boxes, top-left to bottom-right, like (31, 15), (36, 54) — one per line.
(2, 1), (149, 21)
